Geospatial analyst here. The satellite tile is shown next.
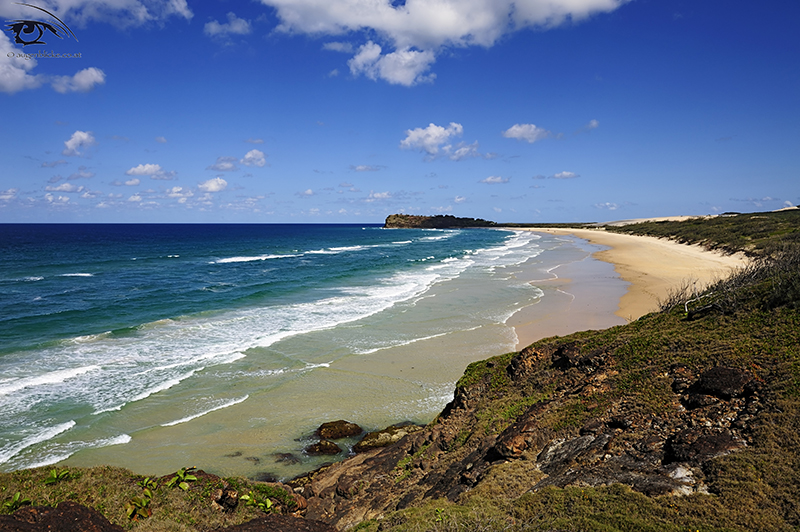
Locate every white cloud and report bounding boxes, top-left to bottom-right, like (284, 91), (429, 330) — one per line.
(155, 136), (167, 143)
(51, 67), (106, 93)
(594, 202), (619, 210)
(348, 41), (435, 86)
(46, 183), (84, 192)
(0, 188), (19, 201)
(205, 12), (252, 37)
(260, 0), (626, 50)
(62, 131), (96, 156)
(367, 191), (391, 201)
(125, 178), (140, 186)
(454, 195), (466, 203)
(258, 0), (625, 84)
(42, 160), (68, 168)
(586, 119), (599, 130)
(0, 0), (194, 26)
(241, 149), (267, 167)
(552, 171), (579, 179)
(126, 163), (162, 176)
(298, 189), (315, 197)
(481, 176), (509, 184)
(128, 194), (142, 202)
(351, 164), (383, 172)
(447, 141), (479, 161)
(0, 33), (43, 93)
(245, 138), (264, 144)
(207, 156), (239, 172)
(126, 163), (176, 180)
(502, 123), (552, 143)
(198, 177), (228, 192)
(400, 122), (463, 156)
(323, 41), (353, 53)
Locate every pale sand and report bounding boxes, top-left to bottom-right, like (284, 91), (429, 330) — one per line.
(508, 227), (750, 349)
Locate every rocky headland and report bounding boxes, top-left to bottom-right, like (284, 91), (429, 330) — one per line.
(383, 214), (496, 229)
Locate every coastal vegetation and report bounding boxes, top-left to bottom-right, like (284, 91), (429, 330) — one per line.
(384, 214), (497, 229)
(2, 210), (799, 531)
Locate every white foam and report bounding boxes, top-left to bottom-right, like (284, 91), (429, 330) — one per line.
(213, 254), (300, 264)
(60, 273), (93, 277)
(161, 395), (249, 427)
(0, 366), (101, 396)
(0, 421), (75, 465)
(22, 433), (131, 470)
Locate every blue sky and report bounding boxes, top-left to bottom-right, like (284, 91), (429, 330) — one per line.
(0, 0), (797, 223)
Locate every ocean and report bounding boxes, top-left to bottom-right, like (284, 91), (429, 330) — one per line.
(0, 223), (621, 480)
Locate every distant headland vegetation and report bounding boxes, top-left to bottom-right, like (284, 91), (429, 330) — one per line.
(384, 214), (496, 229)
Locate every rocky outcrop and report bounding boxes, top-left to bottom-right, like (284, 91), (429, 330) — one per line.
(384, 214), (496, 229)
(289, 340), (763, 530)
(316, 421), (363, 440)
(352, 422), (424, 453)
(0, 502), (124, 532)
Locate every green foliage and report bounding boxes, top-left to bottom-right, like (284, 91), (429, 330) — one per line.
(2, 491), (31, 513)
(125, 492), (152, 521)
(240, 491), (274, 513)
(166, 466), (198, 491)
(43, 468), (71, 485)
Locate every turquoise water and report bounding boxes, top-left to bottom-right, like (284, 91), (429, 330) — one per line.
(0, 224), (605, 479)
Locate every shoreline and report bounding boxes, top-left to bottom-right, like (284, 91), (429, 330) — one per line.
(508, 227), (749, 349)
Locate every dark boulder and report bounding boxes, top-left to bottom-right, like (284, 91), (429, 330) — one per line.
(694, 366), (754, 399)
(211, 514), (336, 532)
(0, 502), (123, 532)
(353, 423), (424, 453)
(316, 420), (363, 440)
(664, 428), (745, 464)
(305, 440), (343, 456)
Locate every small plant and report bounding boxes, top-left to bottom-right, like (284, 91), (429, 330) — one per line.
(125, 494), (152, 521)
(166, 466), (198, 491)
(240, 491), (274, 513)
(3, 492), (31, 513)
(43, 469), (71, 485)
(137, 476), (158, 491)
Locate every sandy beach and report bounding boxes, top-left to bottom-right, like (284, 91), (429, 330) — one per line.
(510, 226), (749, 349)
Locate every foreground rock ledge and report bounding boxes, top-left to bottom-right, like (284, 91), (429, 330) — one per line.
(285, 342), (761, 530)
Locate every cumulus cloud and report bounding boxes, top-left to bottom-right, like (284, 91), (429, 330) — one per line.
(502, 123), (552, 143)
(125, 178), (140, 186)
(0, 33), (43, 93)
(258, 0), (626, 84)
(348, 41), (435, 86)
(481, 176), (509, 184)
(51, 67), (106, 93)
(260, 0), (626, 50)
(297, 189), (315, 197)
(62, 131), (96, 156)
(454, 195), (466, 203)
(204, 12), (251, 38)
(365, 191), (391, 202)
(241, 149), (267, 167)
(400, 122), (463, 156)
(198, 177), (228, 192)
(207, 156), (239, 172)
(0, 188), (18, 201)
(0, 0), (193, 27)
(552, 171), (579, 179)
(155, 136), (167, 143)
(46, 183), (84, 192)
(126, 163), (176, 180)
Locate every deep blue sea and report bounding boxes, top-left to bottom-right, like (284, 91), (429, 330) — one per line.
(0, 223), (602, 479)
